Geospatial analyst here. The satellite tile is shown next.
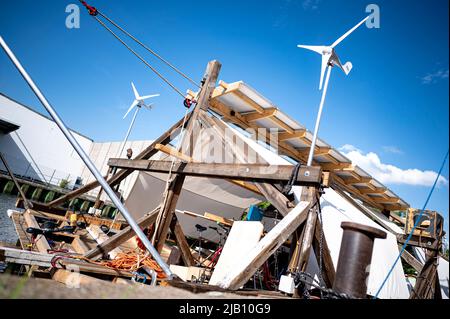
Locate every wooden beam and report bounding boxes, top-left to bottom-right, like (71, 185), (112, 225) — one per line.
(170, 218), (195, 267)
(359, 188), (387, 195)
(154, 141), (262, 195)
(86, 225), (123, 260)
(84, 207), (160, 260)
(215, 201), (311, 290)
(155, 143), (192, 162)
(46, 114), (189, 208)
(398, 245), (423, 273)
(371, 197), (400, 204)
(231, 90), (266, 114)
(241, 108), (277, 122)
(153, 60), (222, 252)
(23, 210), (51, 253)
(255, 183), (293, 217)
(278, 130), (306, 141)
(177, 210), (234, 227)
(108, 159), (323, 186)
(298, 147), (332, 157)
(343, 177), (372, 185)
(312, 218), (336, 288)
(320, 163), (353, 171)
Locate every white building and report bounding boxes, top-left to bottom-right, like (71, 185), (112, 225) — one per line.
(0, 92), (150, 198)
(0, 93), (93, 189)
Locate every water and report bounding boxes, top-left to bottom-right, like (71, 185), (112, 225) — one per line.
(0, 193), (20, 244)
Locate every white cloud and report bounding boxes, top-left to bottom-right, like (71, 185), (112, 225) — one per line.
(421, 68), (449, 84)
(302, 0), (320, 10)
(339, 145), (448, 187)
(382, 146), (404, 155)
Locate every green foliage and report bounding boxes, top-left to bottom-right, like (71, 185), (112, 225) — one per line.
(59, 178), (70, 189)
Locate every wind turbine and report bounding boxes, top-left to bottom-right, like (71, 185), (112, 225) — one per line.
(298, 16), (369, 166)
(117, 82), (159, 158)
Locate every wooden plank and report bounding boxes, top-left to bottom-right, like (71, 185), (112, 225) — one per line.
(108, 159), (322, 185)
(398, 245), (423, 273)
(154, 174), (186, 253)
(46, 114), (190, 207)
(86, 225), (123, 260)
(255, 183), (292, 217)
(52, 269), (107, 286)
(288, 187), (317, 276)
(170, 219), (195, 267)
(154, 141), (262, 195)
(71, 236), (90, 254)
(10, 212), (34, 250)
(177, 210), (234, 227)
(278, 130), (306, 142)
(209, 221), (264, 286)
(312, 218), (336, 288)
(84, 207), (160, 260)
(241, 108), (277, 122)
(0, 246), (147, 280)
(215, 201), (311, 290)
(23, 210), (51, 253)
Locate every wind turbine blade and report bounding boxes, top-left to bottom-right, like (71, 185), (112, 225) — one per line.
(123, 100), (138, 119)
(131, 82), (139, 99)
(297, 45), (327, 55)
(319, 54), (329, 90)
(330, 16), (369, 48)
(139, 94), (160, 100)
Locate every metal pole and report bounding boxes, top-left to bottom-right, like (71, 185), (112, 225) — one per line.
(307, 65), (332, 166)
(0, 36), (173, 278)
(117, 106), (140, 159)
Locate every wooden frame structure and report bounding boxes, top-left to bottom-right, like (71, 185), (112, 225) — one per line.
(6, 60), (439, 298)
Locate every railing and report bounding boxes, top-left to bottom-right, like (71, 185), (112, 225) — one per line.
(0, 153), (82, 191)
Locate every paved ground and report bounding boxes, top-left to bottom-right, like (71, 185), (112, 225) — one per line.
(0, 193), (19, 244)
(0, 274), (254, 299)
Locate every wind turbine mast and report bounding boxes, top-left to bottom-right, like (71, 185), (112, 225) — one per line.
(298, 16), (369, 166)
(116, 82), (159, 159)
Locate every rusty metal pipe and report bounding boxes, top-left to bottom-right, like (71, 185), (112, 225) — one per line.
(333, 222), (387, 298)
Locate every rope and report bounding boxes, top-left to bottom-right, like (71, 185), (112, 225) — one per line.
(92, 17), (186, 98)
(373, 150), (449, 299)
(97, 11), (200, 89)
(79, 1), (198, 99)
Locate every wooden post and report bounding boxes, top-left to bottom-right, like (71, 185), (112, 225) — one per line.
(170, 217), (195, 267)
(153, 60), (222, 252)
(312, 217), (336, 288)
(410, 240), (440, 299)
(287, 187), (317, 274)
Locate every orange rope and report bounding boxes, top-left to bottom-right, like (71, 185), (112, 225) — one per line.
(99, 251), (166, 279)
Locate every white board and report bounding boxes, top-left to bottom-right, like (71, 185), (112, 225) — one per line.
(209, 221), (263, 286)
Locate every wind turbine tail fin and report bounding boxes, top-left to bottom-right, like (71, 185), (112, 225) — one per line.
(342, 62), (353, 75)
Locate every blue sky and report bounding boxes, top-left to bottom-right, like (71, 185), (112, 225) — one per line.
(0, 0), (448, 235)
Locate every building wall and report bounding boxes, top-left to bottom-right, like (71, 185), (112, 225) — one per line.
(0, 93), (93, 188)
(80, 140), (153, 200)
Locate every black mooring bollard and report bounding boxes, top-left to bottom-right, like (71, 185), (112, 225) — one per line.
(333, 222), (387, 298)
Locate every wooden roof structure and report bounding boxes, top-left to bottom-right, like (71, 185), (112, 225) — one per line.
(188, 80), (409, 212)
